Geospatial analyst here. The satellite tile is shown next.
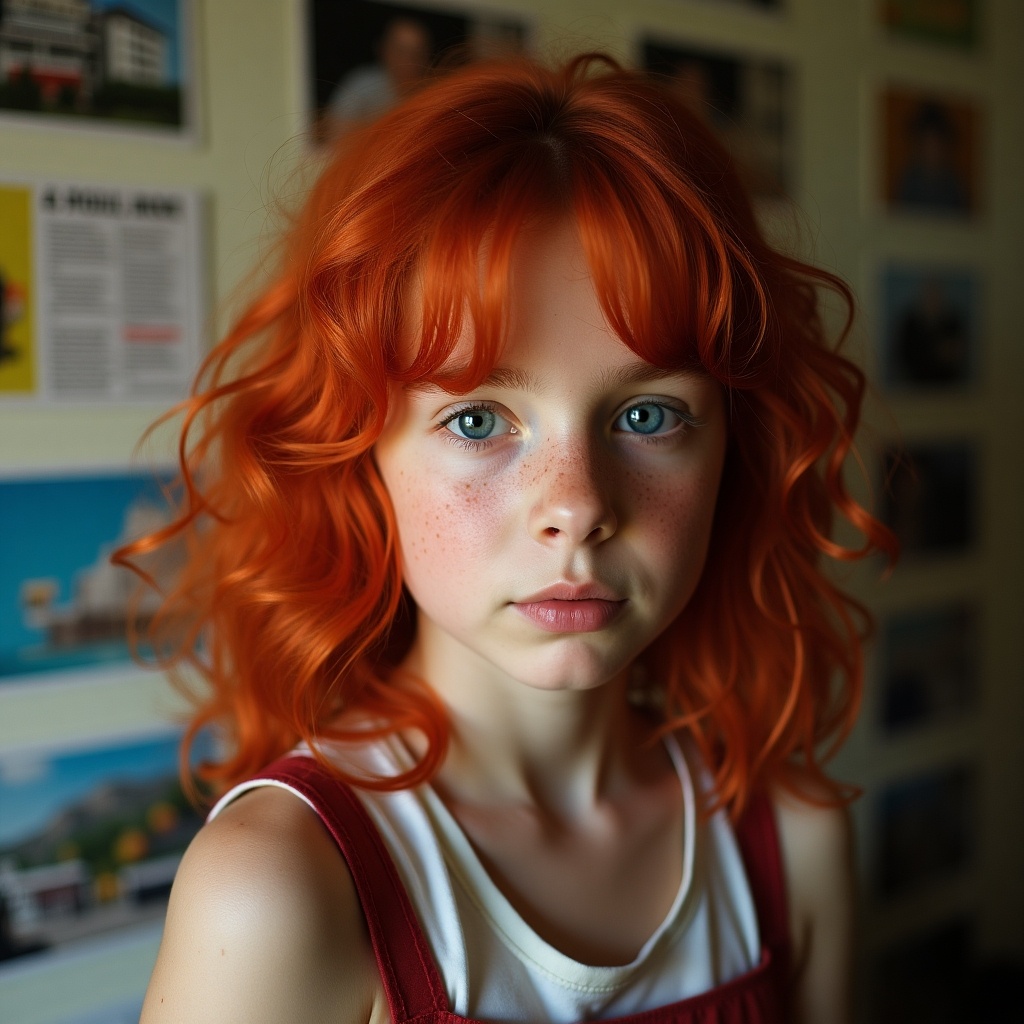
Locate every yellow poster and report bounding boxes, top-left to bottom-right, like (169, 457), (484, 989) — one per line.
(0, 185), (36, 394)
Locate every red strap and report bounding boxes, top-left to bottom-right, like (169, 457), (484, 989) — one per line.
(252, 755), (449, 1023)
(733, 792), (791, 986)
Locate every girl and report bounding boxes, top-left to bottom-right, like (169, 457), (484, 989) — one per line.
(130, 54), (894, 1024)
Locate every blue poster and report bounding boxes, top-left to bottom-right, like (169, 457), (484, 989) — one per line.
(0, 469), (178, 681)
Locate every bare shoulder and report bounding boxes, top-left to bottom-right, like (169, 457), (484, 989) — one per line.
(141, 786), (384, 1024)
(770, 789), (855, 1024)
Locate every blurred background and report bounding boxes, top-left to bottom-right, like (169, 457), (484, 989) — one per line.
(0, 1), (1021, 1021)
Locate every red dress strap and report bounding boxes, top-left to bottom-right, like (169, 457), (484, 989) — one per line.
(251, 755), (450, 1024)
(733, 792), (792, 1006)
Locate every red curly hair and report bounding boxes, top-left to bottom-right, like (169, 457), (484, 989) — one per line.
(120, 54), (895, 813)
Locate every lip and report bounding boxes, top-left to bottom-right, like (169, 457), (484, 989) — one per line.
(513, 583), (626, 633)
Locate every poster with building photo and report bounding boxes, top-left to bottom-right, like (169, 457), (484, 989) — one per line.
(880, 263), (980, 390)
(883, 85), (981, 217)
(0, 0), (193, 135)
(0, 178), (203, 403)
(308, 0), (528, 140)
(641, 39), (791, 198)
(879, 603), (979, 734)
(0, 468), (181, 684)
(0, 729), (206, 971)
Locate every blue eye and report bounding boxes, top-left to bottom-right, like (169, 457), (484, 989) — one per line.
(617, 403), (671, 435)
(445, 408), (500, 440)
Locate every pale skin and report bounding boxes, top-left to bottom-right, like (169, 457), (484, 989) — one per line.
(141, 222), (854, 1024)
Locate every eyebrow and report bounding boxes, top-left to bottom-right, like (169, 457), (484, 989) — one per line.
(410, 362), (704, 395)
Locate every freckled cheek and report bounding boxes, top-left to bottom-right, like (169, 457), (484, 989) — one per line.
(623, 464), (723, 570)
(390, 477), (513, 582)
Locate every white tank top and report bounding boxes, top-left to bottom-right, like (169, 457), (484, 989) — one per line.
(211, 734), (760, 1022)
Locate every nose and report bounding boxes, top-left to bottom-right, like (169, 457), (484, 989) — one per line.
(527, 443), (618, 546)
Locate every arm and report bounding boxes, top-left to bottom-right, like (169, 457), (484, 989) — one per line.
(773, 793), (856, 1024)
(141, 786), (384, 1024)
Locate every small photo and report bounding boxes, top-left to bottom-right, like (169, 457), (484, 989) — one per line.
(0, 730), (207, 968)
(878, 603), (979, 734)
(880, 0), (978, 49)
(871, 917), (975, 1023)
(0, 0), (192, 134)
(0, 469), (180, 683)
(880, 263), (980, 389)
(874, 763), (974, 899)
(307, 0), (528, 140)
(882, 441), (978, 557)
(641, 39), (791, 198)
(883, 86), (981, 216)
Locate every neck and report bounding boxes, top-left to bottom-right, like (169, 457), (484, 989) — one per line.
(398, 635), (658, 819)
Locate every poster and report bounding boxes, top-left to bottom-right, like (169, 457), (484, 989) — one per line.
(641, 39), (791, 198)
(882, 86), (981, 217)
(0, 468), (181, 684)
(880, 263), (980, 389)
(879, 603), (978, 733)
(0, 0), (193, 136)
(874, 763), (974, 898)
(882, 441), (977, 557)
(0, 178), (203, 403)
(0, 729), (206, 971)
(880, 0), (978, 49)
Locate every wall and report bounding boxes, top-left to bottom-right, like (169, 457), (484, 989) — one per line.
(1, 1), (1020, 1020)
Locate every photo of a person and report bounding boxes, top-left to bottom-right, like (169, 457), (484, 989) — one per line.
(309, 0), (526, 139)
(325, 16), (433, 132)
(881, 264), (979, 389)
(884, 88), (980, 216)
(642, 39), (790, 197)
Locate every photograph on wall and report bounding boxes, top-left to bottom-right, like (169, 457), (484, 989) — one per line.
(874, 762), (974, 899)
(640, 38), (791, 198)
(881, 441), (978, 557)
(878, 603), (979, 734)
(0, 468), (182, 684)
(880, 262), (980, 390)
(880, 0), (978, 49)
(0, 183), (36, 396)
(0, 178), (203, 404)
(882, 85), (981, 216)
(0, 0), (193, 135)
(307, 0), (528, 141)
(0, 729), (206, 969)
(870, 917), (975, 1023)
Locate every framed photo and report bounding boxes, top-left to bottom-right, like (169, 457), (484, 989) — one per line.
(871, 917), (974, 1023)
(874, 762), (974, 898)
(0, 729), (207, 969)
(307, 0), (528, 139)
(0, 468), (180, 684)
(0, 0), (194, 137)
(878, 603), (979, 734)
(882, 441), (978, 557)
(882, 86), (981, 217)
(640, 38), (791, 198)
(880, 0), (979, 49)
(879, 263), (980, 390)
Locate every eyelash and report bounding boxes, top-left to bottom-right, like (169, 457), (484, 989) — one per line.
(436, 399), (701, 450)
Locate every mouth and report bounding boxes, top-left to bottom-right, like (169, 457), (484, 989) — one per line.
(512, 583), (627, 634)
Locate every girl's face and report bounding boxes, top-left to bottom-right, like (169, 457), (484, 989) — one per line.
(374, 221), (728, 696)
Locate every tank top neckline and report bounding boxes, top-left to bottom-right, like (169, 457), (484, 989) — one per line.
(384, 732), (698, 986)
